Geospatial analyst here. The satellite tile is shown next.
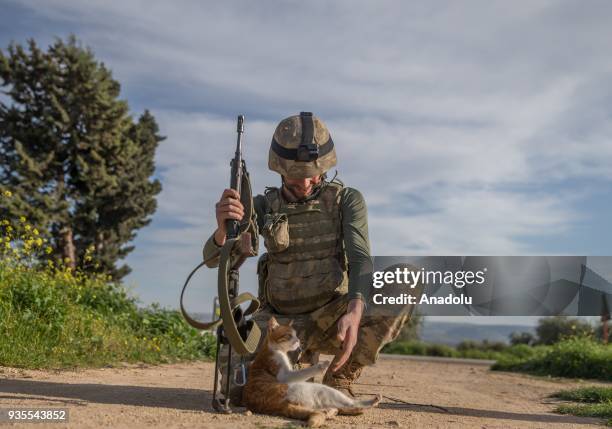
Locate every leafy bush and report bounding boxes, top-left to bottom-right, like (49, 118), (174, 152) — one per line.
(535, 316), (594, 345)
(509, 331), (535, 346)
(493, 337), (612, 381)
(425, 343), (457, 357)
(0, 181), (215, 369)
(501, 343), (543, 360)
(0, 260), (216, 368)
(457, 339), (507, 353)
(383, 340), (428, 356)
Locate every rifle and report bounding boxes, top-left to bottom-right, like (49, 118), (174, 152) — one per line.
(180, 115), (261, 413)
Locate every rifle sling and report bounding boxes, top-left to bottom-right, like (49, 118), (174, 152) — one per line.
(217, 238), (262, 355)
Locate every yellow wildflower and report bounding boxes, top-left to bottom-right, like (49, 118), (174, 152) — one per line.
(3, 190), (11, 197)
(24, 224), (31, 231)
(4, 242), (10, 249)
(33, 228), (39, 235)
(19, 216), (26, 223)
(45, 246), (53, 254)
(35, 237), (43, 246)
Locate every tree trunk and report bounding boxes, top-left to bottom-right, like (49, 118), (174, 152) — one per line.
(60, 225), (76, 269)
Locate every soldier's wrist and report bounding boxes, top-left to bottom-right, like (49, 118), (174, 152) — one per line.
(213, 229), (226, 247)
(347, 298), (365, 317)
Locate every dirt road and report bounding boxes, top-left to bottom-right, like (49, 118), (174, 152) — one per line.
(0, 355), (608, 428)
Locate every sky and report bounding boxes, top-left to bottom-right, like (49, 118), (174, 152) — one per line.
(2, 1), (612, 326)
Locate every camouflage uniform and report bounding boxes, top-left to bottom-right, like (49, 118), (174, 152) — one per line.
(206, 112), (416, 403)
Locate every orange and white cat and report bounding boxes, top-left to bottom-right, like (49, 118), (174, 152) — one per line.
(242, 316), (381, 427)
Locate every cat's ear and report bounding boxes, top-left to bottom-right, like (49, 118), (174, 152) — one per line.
(268, 316), (279, 331)
(288, 320), (294, 327)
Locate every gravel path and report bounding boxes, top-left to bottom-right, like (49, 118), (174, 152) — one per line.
(0, 356), (608, 428)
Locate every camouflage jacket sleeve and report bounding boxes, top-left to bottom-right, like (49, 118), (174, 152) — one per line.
(202, 233), (222, 268)
(202, 194), (267, 268)
(340, 187), (372, 306)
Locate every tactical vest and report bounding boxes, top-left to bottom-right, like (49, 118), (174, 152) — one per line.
(261, 182), (348, 314)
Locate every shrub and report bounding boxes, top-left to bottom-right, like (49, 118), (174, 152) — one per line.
(0, 184), (215, 369)
(0, 259), (216, 369)
(493, 337), (611, 381)
(535, 316), (594, 345)
(509, 331), (535, 346)
(425, 343), (457, 358)
(383, 340), (427, 356)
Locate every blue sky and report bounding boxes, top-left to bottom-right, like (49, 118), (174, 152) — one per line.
(2, 1), (612, 326)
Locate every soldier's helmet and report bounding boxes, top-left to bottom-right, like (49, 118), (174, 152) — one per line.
(268, 112), (337, 178)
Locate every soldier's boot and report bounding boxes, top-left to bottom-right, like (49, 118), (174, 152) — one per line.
(322, 357), (364, 398)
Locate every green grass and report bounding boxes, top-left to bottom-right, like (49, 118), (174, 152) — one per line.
(552, 387), (612, 403)
(0, 261), (216, 369)
(552, 387), (612, 426)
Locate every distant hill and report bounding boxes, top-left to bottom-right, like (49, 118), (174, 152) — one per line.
(420, 321), (535, 345)
(191, 313), (214, 323)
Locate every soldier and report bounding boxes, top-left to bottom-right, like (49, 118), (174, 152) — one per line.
(203, 112), (413, 403)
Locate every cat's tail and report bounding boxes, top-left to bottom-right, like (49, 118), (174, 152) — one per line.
(355, 393), (382, 408)
(338, 393), (382, 415)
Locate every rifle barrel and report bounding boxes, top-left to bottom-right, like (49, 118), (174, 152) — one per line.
(227, 115), (245, 239)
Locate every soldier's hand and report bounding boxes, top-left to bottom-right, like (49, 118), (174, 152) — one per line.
(332, 312), (360, 371)
(214, 189), (244, 244)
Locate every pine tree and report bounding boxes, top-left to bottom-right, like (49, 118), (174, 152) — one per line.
(0, 36), (163, 280)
